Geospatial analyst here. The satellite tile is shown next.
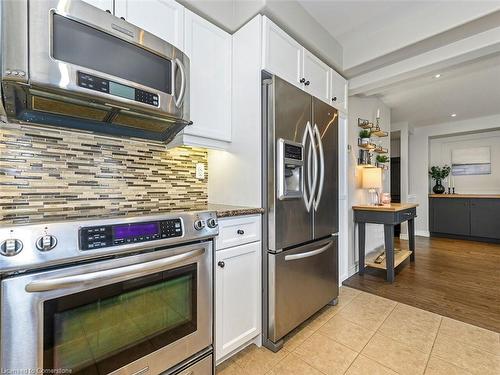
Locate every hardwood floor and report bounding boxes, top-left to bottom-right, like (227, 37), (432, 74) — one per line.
(343, 236), (500, 333)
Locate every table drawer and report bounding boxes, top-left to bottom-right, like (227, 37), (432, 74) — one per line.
(216, 215), (261, 250)
(397, 208), (417, 223)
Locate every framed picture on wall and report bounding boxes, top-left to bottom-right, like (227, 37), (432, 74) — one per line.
(451, 146), (491, 175)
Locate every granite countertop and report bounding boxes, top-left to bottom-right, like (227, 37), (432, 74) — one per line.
(429, 194), (500, 198)
(207, 204), (264, 218)
(352, 203), (419, 212)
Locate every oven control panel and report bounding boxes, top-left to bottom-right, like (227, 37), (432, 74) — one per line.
(79, 219), (182, 250)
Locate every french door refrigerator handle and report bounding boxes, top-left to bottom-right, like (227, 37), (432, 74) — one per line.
(313, 124), (325, 211)
(302, 121), (317, 212)
(284, 241), (333, 261)
(25, 247), (205, 292)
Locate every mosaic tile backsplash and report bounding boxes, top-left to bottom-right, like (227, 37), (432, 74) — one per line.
(0, 122), (208, 224)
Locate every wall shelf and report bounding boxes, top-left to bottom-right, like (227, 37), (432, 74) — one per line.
(374, 147), (388, 154)
(371, 130), (388, 137)
(358, 118), (373, 129)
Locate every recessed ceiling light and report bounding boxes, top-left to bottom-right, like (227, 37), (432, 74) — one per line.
(434, 74), (441, 78)
(451, 113), (457, 117)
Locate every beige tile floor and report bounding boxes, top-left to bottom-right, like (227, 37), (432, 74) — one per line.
(216, 287), (500, 375)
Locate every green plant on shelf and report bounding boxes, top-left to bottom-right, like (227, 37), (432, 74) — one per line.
(429, 165), (451, 180)
(376, 155), (389, 163)
(359, 129), (371, 139)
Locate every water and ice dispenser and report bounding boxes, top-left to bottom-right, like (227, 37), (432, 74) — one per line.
(277, 139), (304, 200)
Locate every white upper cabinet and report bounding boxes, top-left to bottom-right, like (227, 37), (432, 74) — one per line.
(262, 17), (302, 88)
(182, 9), (232, 144)
(330, 69), (348, 112)
(302, 48), (331, 104)
(114, 0), (184, 49)
(261, 16), (348, 112)
(82, 0), (114, 12)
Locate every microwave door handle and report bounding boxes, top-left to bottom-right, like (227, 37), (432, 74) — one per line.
(174, 58), (187, 107)
(313, 124), (325, 211)
(25, 247), (205, 292)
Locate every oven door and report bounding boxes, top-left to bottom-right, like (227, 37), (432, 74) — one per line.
(28, 0), (189, 121)
(1, 241), (212, 374)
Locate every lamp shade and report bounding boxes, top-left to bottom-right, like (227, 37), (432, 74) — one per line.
(362, 167), (382, 189)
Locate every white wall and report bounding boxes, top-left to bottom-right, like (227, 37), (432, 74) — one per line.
(347, 97), (391, 276)
(409, 114), (500, 235)
(429, 130), (500, 194)
(208, 16), (262, 207)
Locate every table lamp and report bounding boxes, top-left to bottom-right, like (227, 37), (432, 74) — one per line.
(362, 167), (383, 205)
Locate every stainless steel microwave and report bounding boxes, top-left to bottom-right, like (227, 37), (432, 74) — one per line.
(0, 0), (191, 142)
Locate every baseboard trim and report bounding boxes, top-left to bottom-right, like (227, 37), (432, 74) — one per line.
(347, 264), (358, 278)
(416, 230), (430, 237)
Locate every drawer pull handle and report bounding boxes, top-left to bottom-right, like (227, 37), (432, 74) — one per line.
(218, 261), (225, 268)
(237, 229), (245, 235)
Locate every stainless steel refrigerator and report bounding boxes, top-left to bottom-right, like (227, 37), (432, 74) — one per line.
(262, 74), (339, 351)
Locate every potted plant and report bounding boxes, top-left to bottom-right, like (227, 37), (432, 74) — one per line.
(429, 165), (451, 194)
(376, 154), (389, 168)
(359, 129), (371, 145)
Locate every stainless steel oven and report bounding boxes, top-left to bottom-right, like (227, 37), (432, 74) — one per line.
(0, 212), (217, 374)
(1, 0), (190, 142)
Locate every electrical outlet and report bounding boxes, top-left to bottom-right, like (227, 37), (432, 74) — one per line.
(195, 163), (205, 179)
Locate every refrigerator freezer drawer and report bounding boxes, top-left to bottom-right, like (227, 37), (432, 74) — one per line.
(268, 237), (339, 342)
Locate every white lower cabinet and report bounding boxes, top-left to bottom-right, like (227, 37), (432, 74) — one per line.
(215, 216), (261, 363)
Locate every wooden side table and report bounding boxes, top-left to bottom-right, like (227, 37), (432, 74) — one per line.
(353, 203), (418, 283)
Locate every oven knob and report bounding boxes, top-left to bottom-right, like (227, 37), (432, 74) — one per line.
(0, 239), (23, 256)
(36, 235), (57, 252)
(193, 219), (206, 231)
(207, 218), (218, 229)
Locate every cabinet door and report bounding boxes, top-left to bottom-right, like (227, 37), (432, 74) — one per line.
(216, 242), (261, 361)
(262, 17), (302, 88)
(470, 199), (500, 239)
(183, 9), (231, 142)
(302, 48), (330, 103)
(431, 198), (470, 236)
(114, 0), (184, 49)
(330, 69), (347, 111)
(82, 0), (113, 12)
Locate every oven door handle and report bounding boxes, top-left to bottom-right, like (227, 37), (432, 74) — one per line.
(25, 247), (205, 292)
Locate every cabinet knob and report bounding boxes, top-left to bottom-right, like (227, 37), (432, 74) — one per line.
(300, 78), (306, 84)
(105, 9), (111, 13)
(237, 229), (245, 235)
(332, 96), (337, 101)
(218, 261), (225, 268)
(305, 80), (310, 86)
(120, 16), (125, 20)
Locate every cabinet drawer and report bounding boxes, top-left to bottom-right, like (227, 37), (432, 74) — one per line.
(396, 208), (416, 223)
(216, 215), (261, 250)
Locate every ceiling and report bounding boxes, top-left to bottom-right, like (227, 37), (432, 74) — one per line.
(298, 1), (500, 127)
(378, 54), (500, 127)
(298, 1), (500, 70)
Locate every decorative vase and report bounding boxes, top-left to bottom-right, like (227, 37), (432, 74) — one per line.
(432, 179), (445, 194)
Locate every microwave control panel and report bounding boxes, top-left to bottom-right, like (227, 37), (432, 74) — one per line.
(77, 72), (159, 107)
(79, 219), (182, 250)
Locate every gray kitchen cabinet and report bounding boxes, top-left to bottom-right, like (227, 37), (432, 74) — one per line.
(470, 199), (500, 239)
(430, 198), (470, 236)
